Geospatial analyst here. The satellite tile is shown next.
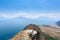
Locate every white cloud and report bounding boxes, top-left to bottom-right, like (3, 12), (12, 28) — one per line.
(0, 12), (60, 20)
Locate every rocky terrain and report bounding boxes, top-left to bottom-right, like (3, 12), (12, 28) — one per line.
(10, 29), (38, 40)
(10, 24), (60, 40)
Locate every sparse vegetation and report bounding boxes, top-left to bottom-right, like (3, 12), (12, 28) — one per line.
(44, 34), (57, 40)
(40, 26), (60, 40)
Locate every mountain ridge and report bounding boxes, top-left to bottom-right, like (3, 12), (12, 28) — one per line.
(10, 24), (60, 40)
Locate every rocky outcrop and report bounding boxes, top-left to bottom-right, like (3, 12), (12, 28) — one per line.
(24, 24), (44, 40)
(10, 24), (45, 40)
(10, 29), (38, 40)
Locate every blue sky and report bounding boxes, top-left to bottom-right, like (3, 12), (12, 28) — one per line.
(0, 0), (60, 25)
(0, 0), (60, 12)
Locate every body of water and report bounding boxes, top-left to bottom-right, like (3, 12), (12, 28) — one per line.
(0, 25), (24, 40)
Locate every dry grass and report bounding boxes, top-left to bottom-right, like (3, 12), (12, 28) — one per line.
(40, 26), (60, 38)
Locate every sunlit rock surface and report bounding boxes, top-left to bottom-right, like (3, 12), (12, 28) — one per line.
(10, 29), (37, 40)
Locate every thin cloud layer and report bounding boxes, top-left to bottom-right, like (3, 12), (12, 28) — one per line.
(0, 12), (60, 20)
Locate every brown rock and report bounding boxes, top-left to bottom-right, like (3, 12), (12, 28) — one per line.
(24, 24), (45, 40)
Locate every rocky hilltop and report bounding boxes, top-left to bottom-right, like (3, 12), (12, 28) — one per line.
(10, 24), (60, 40)
(23, 24), (45, 40)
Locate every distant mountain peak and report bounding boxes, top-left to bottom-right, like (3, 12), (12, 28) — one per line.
(56, 21), (60, 26)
